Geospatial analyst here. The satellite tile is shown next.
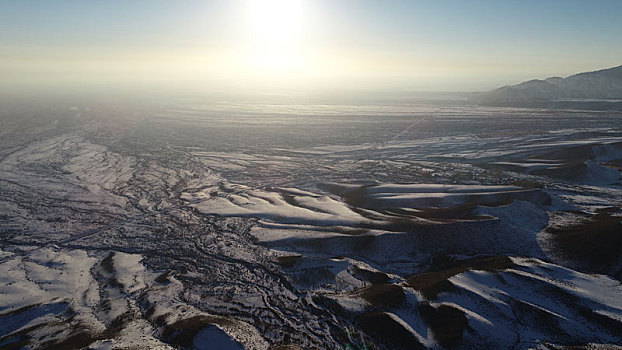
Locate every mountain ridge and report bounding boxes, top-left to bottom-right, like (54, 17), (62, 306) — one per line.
(475, 65), (622, 110)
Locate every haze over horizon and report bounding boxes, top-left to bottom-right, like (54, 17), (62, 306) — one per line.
(2, 0), (622, 93)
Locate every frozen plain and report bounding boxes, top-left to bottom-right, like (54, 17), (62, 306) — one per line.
(1, 96), (621, 349)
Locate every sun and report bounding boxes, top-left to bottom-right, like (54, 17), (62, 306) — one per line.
(246, 0), (304, 44)
(241, 0), (309, 75)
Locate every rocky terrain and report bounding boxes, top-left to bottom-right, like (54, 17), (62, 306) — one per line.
(1, 97), (621, 349)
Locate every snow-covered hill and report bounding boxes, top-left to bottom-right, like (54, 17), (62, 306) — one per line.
(476, 65), (622, 110)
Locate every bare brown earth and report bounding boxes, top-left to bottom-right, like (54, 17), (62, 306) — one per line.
(357, 312), (426, 350)
(418, 302), (469, 348)
(349, 264), (390, 284)
(359, 284), (406, 308)
(546, 210), (622, 279)
(275, 254), (303, 267)
(407, 255), (514, 299)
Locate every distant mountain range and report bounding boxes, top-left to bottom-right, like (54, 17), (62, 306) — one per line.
(475, 65), (622, 110)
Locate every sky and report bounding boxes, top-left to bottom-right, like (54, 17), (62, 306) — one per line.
(1, 0), (622, 92)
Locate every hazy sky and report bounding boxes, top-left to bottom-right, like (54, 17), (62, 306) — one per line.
(2, 0), (622, 92)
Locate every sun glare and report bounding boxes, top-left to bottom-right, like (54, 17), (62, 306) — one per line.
(247, 0), (304, 43)
(241, 0), (309, 76)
